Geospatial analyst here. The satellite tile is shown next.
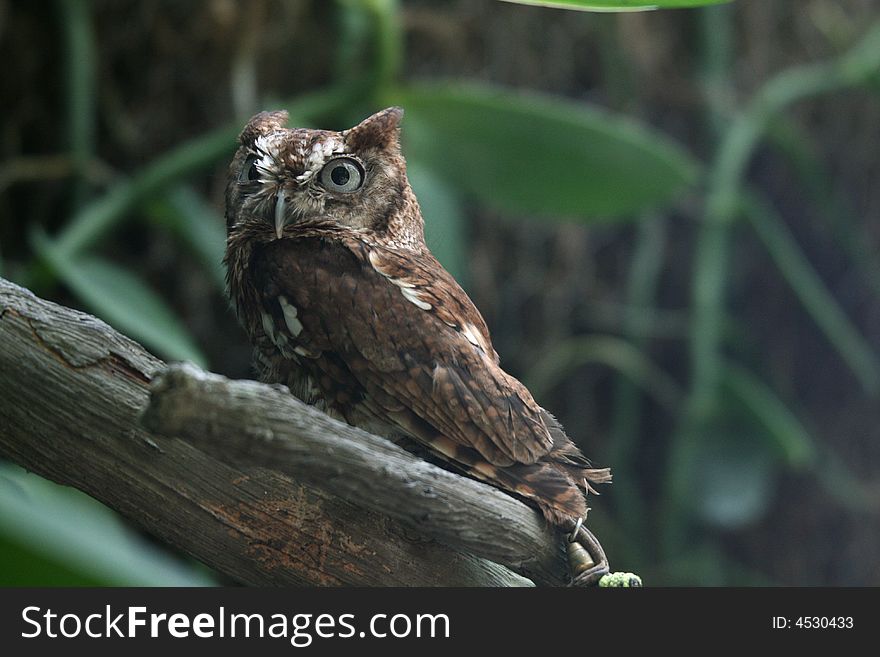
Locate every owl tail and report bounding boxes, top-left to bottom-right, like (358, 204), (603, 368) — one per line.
(469, 410), (609, 528)
(388, 407), (611, 529)
(524, 410), (612, 527)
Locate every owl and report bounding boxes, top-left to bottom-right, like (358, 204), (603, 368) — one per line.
(224, 107), (611, 585)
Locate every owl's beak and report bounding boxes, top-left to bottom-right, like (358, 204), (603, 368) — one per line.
(274, 194), (288, 239)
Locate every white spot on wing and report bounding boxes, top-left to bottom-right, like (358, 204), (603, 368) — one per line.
(369, 250), (430, 310)
(261, 311), (274, 336)
(368, 250), (390, 276)
(431, 363), (444, 395)
(278, 295), (303, 336)
(462, 322), (490, 355)
(401, 286), (432, 311)
(261, 311), (287, 348)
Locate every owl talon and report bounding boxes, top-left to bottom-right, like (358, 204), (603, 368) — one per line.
(567, 525), (609, 587)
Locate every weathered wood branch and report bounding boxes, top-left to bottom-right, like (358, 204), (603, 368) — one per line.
(141, 362), (568, 584)
(0, 277), (573, 586)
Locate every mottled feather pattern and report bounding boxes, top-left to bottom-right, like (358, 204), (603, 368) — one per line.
(224, 107), (610, 532)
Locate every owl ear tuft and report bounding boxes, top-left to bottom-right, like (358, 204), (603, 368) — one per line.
(239, 110), (289, 145)
(344, 107), (403, 152)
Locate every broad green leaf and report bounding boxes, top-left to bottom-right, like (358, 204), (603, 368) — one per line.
(33, 231), (207, 366)
(0, 465), (215, 586)
(499, 0), (730, 10)
(148, 185), (227, 290)
(395, 83), (699, 220)
(406, 160), (468, 283)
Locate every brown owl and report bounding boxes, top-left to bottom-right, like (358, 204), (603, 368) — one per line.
(224, 107), (611, 585)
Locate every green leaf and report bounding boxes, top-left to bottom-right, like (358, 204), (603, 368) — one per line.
(148, 186), (227, 290)
(0, 464), (215, 586)
(406, 160), (468, 283)
(52, 126), (238, 261)
(722, 362), (816, 469)
(498, 0), (731, 13)
(742, 192), (880, 396)
(395, 83), (699, 220)
(524, 334), (682, 410)
(32, 231), (207, 366)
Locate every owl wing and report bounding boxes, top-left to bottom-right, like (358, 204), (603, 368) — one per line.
(253, 234), (554, 467)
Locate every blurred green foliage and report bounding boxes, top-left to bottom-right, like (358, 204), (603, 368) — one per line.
(0, 465), (214, 586)
(501, 0), (730, 9)
(1, 0), (879, 586)
(397, 83), (698, 218)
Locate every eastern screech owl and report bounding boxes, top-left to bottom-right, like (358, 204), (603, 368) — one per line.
(224, 107), (611, 584)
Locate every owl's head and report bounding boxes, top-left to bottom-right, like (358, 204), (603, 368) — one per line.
(225, 107), (424, 249)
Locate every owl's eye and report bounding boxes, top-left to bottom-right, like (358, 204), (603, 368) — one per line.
(319, 157), (365, 193)
(239, 154), (261, 183)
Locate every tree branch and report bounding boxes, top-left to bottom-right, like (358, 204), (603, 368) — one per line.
(0, 277), (572, 586)
(140, 361), (568, 584)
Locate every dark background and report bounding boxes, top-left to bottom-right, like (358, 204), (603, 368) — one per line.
(1, 0), (878, 586)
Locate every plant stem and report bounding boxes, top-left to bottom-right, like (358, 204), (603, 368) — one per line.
(367, 0), (403, 101)
(660, 2), (734, 560)
(609, 215), (668, 563)
(58, 0), (96, 210)
(698, 1), (734, 139)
